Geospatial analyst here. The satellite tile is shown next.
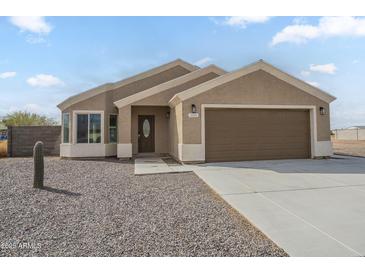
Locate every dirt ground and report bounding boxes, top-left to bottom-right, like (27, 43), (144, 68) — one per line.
(0, 141), (7, 157)
(332, 139), (365, 157)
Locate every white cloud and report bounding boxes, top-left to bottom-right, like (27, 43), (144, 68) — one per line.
(352, 59), (360, 64)
(292, 17), (308, 25)
(9, 16), (52, 34)
(271, 25), (320, 45)
(26, 35), (47, 44)
(305, 81), (320, 87)
(319, 16), (365, 36)
(223, 16), (271, 28)
(300, 70), (311, 77)
(0, 71), (16, 79)
(194, 57), (213, 66)
(271, 16), (365, 45)
(27, 74), (64, 88)
(309, 63), (337, 74)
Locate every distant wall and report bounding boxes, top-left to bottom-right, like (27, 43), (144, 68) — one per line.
(333, 128), (365, 141)
(7, 126), (61, 157)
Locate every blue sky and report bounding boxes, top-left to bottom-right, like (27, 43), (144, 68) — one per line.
(0, 16), (365, 128)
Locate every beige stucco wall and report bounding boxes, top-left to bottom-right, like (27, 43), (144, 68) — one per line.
(168, 103), (183, 159)
(62, 65), (191, 143)
(118, 105), (131, 144)
(62, 91), (117, 143)
(134, 72), (220, 106)
(130, 72), (220, 158)
(131, 106), (170, 154)
(180, 70), (331, 144)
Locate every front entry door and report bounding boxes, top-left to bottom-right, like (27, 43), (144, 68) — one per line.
(138, 115), (155, 153)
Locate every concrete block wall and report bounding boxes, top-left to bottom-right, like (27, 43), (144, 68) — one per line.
(7, 126), (61, 157)
(334, 129), (365, 141)
(359, 129), (365, 140)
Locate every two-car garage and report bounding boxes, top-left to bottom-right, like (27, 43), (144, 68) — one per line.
(204, 108), (311, 162)
(172, 60), (335, 163)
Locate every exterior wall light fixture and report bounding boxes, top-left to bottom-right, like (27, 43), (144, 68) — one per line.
(319, 107), (327, 115)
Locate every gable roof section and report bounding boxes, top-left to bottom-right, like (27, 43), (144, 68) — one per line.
(169, 60), (337, 106)
(58, 59), (198, 111)
(113, 65), (226, 108)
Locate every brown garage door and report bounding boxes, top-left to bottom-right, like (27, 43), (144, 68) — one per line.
(205, 108), (311, 162)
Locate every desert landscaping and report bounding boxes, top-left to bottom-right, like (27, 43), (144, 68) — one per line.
(0, 157), (286, 257)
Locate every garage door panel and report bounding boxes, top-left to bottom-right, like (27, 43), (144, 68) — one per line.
(206, 143), (309, 151)
(206, 125), (308, 134)
(207, 148), (310, 161)
(207, 147), (310, 154)
(206, 135), (308, 143)
(205, 108), (310, 162)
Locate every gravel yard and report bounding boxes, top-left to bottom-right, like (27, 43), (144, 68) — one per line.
(0, 157), (287, 257)
(332, 139), (365, 157)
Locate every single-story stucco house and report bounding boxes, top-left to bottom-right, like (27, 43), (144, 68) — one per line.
(57, 59), (336, 162)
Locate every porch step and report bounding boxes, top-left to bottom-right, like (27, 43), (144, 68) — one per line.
(134, 157), (194, 175)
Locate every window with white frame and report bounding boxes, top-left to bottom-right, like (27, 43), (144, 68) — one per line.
(62, 113), (70, 143)
(109, 114), (117, 143)
(76, 113), (102, 144)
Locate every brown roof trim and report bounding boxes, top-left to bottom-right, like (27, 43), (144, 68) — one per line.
(169, 60), (337, 107)
(57, 59), (198, 111)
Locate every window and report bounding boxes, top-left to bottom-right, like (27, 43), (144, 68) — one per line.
(142, 119), (150, 138)
(76, 113), (102, 144)
(109, 114), (117, 143)
(62, 113), (70, 143)
(89, 114), (101, 143)
(77, 114), (89, 143)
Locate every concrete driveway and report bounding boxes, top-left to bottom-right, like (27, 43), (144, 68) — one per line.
(192, 156), (365, 256)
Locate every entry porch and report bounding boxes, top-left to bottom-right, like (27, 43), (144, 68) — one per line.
(117, 105), (173, 158)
